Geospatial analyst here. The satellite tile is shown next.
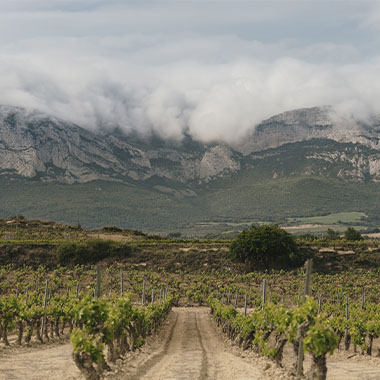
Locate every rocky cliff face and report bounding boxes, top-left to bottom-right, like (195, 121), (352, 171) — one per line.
(0, 105), (131, 183)
(0, 105), (241, 185)
(1, 104), (380, 186)
(237, 106), (380, 155)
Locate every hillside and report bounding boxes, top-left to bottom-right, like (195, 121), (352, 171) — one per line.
(2, 143), (380, 235)
(0, 217), (379, 274)
(2, 105), (380, 235)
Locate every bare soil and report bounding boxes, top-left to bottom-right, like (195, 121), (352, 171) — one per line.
(108, 307), (268, 380)
(87, 233), (133, 242)
(0, 341), (80, 380)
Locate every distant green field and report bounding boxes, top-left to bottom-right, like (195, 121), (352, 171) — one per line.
(195, 221), (269, 227)
(287, 212), (367, 225)
(284, 224), (369, 236)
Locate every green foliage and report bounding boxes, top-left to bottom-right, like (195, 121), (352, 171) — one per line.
(167, 232), (182, 238)
(344, 227), (363, 241)
(74, 296), (109, 333)
(101, 226), (123, 233)
(208, 296), (338, 367)
(304, 323), (338, 357)
(56, 239), (133, 265)
(70, 295), (173, 372)
(229, 225), (299, 269)
(326, 228), (340, 240)
(70, 328), (105, 363)
(289, 212), (367, 225)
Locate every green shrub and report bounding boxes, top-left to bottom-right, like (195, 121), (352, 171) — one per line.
(326, 228), (340, 240)
(344, 227), (363, 241)
(101, 226), (123, 233)
(56, 239), (133, 265)
(229, 224), (300, 270)
(167, 232), (182, 238)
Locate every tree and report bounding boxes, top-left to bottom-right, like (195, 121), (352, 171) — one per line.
(229, 224), (298, 270)
(326, 228), (340, 240)
(167, 232), (182, 238)
(344, 227), (362, 241)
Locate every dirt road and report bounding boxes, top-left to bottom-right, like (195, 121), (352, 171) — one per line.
(126, 307), (265, 380)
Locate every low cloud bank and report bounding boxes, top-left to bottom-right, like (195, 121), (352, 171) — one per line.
(2, 50), (380, 144)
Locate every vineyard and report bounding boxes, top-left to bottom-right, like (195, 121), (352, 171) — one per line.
(0, 266), (174, 380)
(1, 219), (380, 379)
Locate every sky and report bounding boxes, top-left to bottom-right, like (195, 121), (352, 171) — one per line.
(1, 0), (380, 143)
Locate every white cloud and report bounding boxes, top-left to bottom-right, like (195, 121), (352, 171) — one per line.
(0, 1), (379, 143)
(2, 46), (380, 144)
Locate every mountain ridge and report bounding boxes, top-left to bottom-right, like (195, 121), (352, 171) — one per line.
(1, 104), (380, 186)
(3, 104), (380, 235)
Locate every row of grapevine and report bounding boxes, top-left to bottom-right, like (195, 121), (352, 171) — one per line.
(0, 290), (173, 380)
(3, 263), (380, 308)
(323, 300), (380, 355)
(208, 296), (337, 380)
(71, 295), (173, 380)
(0, 292), (76, 346)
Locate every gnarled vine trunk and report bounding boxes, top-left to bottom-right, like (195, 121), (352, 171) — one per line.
(35, 319), (43, 343)
(367, 335), (375, 355)
(50, 320), (55, 339)
(344, 330), (351, 351)
(43, 317), (49, 341)
(55, 319), (60, 338)
(107, 339), (120, 363)
(119, 334), (130, 355)
(16, 321), (23, 345)
(1, 322), (9, 346)
(307, 354), (327, 380)
(274, 336), (287, 367)
(72, 352), (99, 380)
(25, 321), (34, 344)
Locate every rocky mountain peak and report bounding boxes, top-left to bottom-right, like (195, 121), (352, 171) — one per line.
(1, 104), (380, 187)
(237, 106), (380, 155)
(0, 105), (241, 185)
(263, 106), (333, 127)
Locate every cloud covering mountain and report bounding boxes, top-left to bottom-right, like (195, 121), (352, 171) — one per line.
(1, 1), (380, 143)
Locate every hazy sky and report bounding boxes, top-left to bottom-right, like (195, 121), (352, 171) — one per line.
(1, 1), (380, 142)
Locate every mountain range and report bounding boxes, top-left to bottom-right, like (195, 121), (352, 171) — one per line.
(1, 104), (380, 235)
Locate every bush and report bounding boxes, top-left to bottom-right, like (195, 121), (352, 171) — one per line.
(326, 228), (340, 240)
(344, 227), (363, 241)
(101, 225), (123, 233)
(229, 225), (300, 270)
(297, 233), (319, 242)
(56, 239), (133, 265)
(167, 232), (182, 238)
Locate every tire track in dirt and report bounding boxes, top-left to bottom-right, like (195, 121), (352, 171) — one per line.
(128, 307), (264, 380)
(136, 309), (206, 380)
(198, 308), (264, 380)
(128, 313), (179, 380)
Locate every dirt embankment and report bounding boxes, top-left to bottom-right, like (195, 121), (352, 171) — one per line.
(0, 242), (238, 272)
